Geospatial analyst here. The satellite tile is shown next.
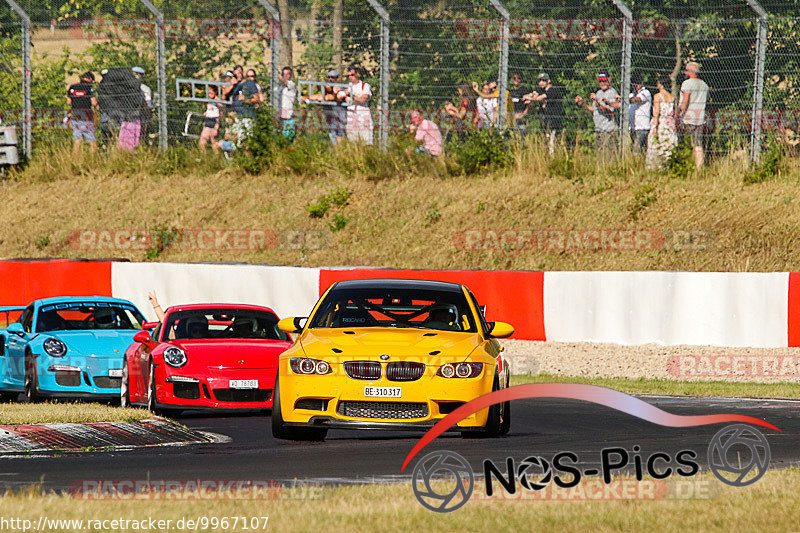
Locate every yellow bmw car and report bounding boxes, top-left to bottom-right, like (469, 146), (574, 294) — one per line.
(272, 278), (514, 441)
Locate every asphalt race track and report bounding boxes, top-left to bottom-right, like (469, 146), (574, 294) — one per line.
(2, 395), (799, 491)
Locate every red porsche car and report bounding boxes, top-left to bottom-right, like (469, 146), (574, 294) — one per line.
(121, 304), (292, 414)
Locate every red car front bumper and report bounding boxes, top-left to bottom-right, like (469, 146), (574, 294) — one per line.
(155, 366), (277, 409)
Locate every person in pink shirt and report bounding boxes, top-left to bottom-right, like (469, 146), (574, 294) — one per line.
(408, 109), (442, 156)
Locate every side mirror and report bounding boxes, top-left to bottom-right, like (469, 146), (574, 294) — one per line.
(7, 322), (24, 336)
(488, 321), (514, 339)
(278, 317), (307, 334)
(142, 321), (158, 330)
(133, 330), (152, 345)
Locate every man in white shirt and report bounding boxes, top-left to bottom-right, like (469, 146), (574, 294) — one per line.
(679, 61), (710, 168)
(279, 66), (297, 142)
(345, 66), (373, 145)
(628, 73), (652, 155)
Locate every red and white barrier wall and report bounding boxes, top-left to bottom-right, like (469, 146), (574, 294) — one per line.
(1, 260), (799, 348)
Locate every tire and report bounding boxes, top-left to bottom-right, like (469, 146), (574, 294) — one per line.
(271, 377), (327, 441)
(146, 359), (161, 415)
(24, 352), (40, 404)
(120, 358), (131, 408)
(466, 374), (504, 438)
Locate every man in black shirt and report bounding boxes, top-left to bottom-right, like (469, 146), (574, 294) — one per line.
(67, 71), (98, 155)
(509, 72), (529, 137)
(525, 72), (564, 154)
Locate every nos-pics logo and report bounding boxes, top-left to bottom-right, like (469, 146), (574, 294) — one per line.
(411, 424), (771, 513)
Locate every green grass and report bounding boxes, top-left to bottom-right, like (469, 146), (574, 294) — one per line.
(1, 469), (799, 532)
(511, 373), (800, 398)
(0, 401), (153, 425)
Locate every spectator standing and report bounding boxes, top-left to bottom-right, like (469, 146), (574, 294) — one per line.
(679, 61), (709, 168)
(199, 85), (221, 153)
(323, 70), (346, 145)
(67, 71), (98, 156)
(278, 67), (297, 141)
(524, 72), (564, 154)
(575, 71), (619, 162)
(221, 71), (236, 104)
(408, 109), (442, 156)
(509, 73), (529, 136)
(132, 66), (152, 145)
(443, 83), (477, 142)
(628, 73), (652, 155)
(345, 66), (374, 145)
(646, 75), (678, 170)
(475, 81), (498, 129)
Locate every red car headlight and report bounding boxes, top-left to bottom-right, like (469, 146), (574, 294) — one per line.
(436, 362), (483, 378)
(290, 357), (332, 375)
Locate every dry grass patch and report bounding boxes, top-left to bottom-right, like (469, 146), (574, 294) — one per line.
(0, 401), (152, 425)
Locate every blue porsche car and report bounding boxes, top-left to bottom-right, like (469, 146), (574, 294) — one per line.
(0, 297), (147, 402)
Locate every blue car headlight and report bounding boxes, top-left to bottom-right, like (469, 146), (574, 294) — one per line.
(43, 338), (67, 357)
(163, 347), (187, 368)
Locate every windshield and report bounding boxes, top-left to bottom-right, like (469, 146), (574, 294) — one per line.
(309, 287), (477, 332)
(162, 308), (290, 341)
(35, 302), (145, 332)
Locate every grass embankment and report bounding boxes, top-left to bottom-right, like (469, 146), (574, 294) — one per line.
(4, 138), (800, 271)
(2, 469), (800, 532)
(0, 402), (152, 425)
(511, 373), (800, 398)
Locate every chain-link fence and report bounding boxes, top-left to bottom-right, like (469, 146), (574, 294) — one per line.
(1, 0), (799, 164)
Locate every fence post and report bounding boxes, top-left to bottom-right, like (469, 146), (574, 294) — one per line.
(256, 0), (281, 112)
(747, 0), (768, 164)
(139, 0), (167, 150)
(4, 0), (31, 158)
(366, 0), (390, 149)
(611, 0), (633, 157)
(488, 0), (509, 128)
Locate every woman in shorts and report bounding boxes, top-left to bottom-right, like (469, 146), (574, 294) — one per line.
(199, 85), (221, 152)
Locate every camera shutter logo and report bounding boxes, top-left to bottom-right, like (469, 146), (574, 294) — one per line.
(517, 456), (553, 491)
(411, 450), (474, 513)
(708, 424), (770, 487)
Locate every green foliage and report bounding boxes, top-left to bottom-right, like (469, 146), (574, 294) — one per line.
(547, 154), (581, 184)
(328, 213), (349, 232)
(306, 187), (351, 218)
(666, 137), (694, 179)
(743, 144), (784, 184)
(34, 235), (50, 250)
(426, 208), (442, 225)
(305, 196), (330, 218)
(629, 184), (657, 221)
(447, 130), (514, 176)
(236, 107), (285, 175)
(145, 226), (178, 261)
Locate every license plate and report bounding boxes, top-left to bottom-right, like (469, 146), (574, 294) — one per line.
(229, 379), (258, 389)
(364, 386), (401, 398)
(108, 369), (122, 378)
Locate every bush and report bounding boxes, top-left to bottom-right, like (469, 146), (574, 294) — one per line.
(236, 107), (286, 175)
(743, 143), (784, 184)
(665, 137), (694, 179)
(447, 129), (514, 175)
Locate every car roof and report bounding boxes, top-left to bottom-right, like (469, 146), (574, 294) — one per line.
(331, 278), (464, 293)
(35, 296), (138, 307)
(164, 303), (279, 316)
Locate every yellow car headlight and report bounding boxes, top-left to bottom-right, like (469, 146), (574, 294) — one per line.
(436, 362), (483, 378)
(290, 357), (332, 375)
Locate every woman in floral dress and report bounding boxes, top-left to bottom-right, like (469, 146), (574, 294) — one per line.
(646, 76), (679, 169)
